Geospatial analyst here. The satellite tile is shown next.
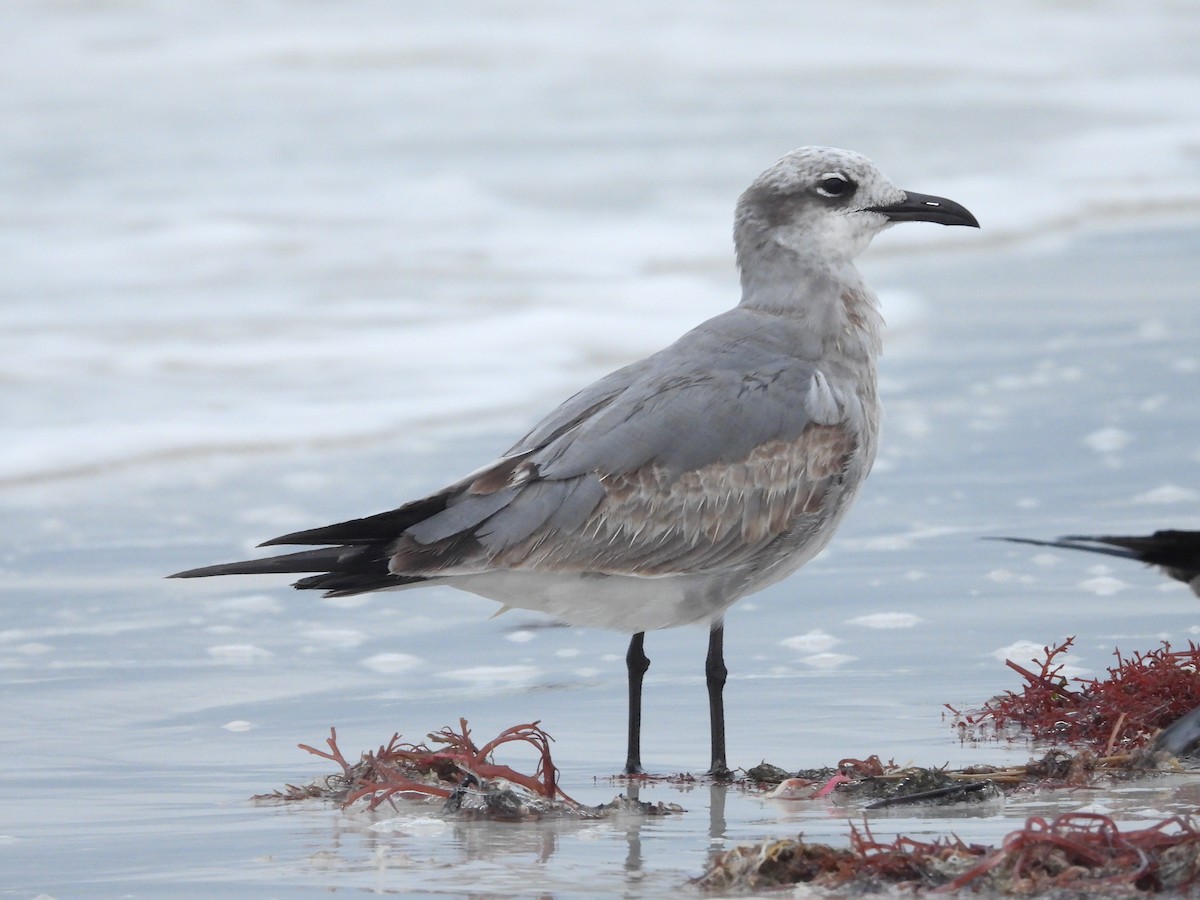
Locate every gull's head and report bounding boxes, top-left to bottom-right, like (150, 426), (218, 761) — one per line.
(735, 146), (979, 268)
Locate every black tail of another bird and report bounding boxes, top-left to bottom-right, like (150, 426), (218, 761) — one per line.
(992, 535), (1144, 562)
(995, 531), (1200, 568)
(1053, 531), (1200, 572)
(993, 530), (1200, 591)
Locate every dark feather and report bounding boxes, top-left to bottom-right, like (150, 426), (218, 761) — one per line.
(169, 546), (359, 578)
(1057, 530), (1200, 572)
(292, 570), (422, 597)
(992, 536), (1142, 562)
(993, 530), (1200, 593)
(169, 538), (424, 597)
(258, 492), (454, 546)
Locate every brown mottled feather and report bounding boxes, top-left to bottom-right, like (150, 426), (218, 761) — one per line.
(390, 421), (857, 578)
(467, 451), (538, 494)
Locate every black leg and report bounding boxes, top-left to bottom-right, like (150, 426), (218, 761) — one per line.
(706, 622), (732, 778)
(624, 632), (649, 774)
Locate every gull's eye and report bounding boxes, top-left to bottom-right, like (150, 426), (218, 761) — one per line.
(815, 172), (854, 199)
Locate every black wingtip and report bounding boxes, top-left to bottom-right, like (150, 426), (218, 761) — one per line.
(168, 563), (236, 579)
(257, 499), (452, 547)
(984, 536), (1057, 548)
(166, 546), (364, 580)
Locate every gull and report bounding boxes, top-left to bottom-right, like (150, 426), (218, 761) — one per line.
(996, 530), (1200, 597)
(171, 147), (978, 776)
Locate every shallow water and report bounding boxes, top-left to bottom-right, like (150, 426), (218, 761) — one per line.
(5, 223), (1200, 896)
(4, 1), (1200, 896)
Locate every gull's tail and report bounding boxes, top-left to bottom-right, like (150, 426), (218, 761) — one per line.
(169, 497), (454, 597)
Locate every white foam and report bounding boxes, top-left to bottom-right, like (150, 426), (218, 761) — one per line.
(361, 652), (423, 674)
(1079, 575), (1130, 596)
(3, 1), (1198, 484)
(845, 613), (923, 630)
(1083, 427), (1132, 454)
(439, 665), (541, 686)
(299, 628), (366, 649)
(1133, 484), (1200, 504)
(207, 644), (273, 662)
(780, 630), (840, 653)
(205, 595), (284, 615)
(799, 652), (857, 670)
(993, 640), (1047, 663)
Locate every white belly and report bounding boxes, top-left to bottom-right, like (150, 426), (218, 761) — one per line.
(442, 570), (744, 633)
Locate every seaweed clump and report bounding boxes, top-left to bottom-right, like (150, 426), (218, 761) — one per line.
(949, 637), (1200, 755)
(254, 719), (682, 821)
(697, 813), (1200, 894)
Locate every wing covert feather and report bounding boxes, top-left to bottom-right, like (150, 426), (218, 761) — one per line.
(387, 307), (869, 579)
(391, 387), (861, 579)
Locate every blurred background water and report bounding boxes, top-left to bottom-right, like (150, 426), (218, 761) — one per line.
(2, 1), (1200, 896)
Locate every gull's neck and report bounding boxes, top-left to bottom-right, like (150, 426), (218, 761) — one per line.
(734, 234), (883, 366)
(736, 238), (841, 311)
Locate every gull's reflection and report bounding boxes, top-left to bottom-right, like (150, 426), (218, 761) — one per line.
(306, 775), (736, 892)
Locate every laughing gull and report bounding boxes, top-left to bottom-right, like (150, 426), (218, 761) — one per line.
(171, 147), (979, 776)
(997, 531), (1200, 596)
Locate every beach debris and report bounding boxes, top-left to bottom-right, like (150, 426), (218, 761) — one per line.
(842, 767), (1001, 809)
(1154, 704), (1200, 757)
(254, 719), (683, 820)
(745, 761), (859, 798)
(743, 761), (794, 785)
(696, 812), (1200, 894)
(948, 637), (1200, 755)
(749, 745), (1188, 805)
(755, 754), (1007, 807)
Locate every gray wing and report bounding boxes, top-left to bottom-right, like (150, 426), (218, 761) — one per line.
(391, 308), (867, 578)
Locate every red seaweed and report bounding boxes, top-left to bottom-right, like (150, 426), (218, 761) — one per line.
(269, 719), (572, 811)
(950, 637), (1200, 753)
(698, 812), (1200, 893)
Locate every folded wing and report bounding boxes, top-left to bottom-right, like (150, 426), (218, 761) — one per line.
(173, 310), (868, 594)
